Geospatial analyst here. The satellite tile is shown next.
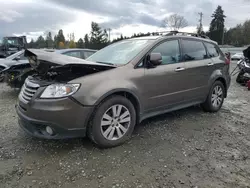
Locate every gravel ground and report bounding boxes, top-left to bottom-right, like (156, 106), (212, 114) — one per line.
(0, 62), (250, 188)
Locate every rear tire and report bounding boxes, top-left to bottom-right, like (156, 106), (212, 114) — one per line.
(88, 95), (136, 148)
(201, 81), (225, 112)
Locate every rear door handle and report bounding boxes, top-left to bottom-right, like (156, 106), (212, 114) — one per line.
(175, 67), (185, 72)
(207, 62), (214, 66)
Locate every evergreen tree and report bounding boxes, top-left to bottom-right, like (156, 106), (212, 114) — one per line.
(77, 38), (84, 48)
(89, 22), (108, 49)
(84, 34), (90, 48)
(208, 5), (226, 44)
(54, 29), (65, 48)
(45, 32), (53, 48)
(36, 35), (46, 48)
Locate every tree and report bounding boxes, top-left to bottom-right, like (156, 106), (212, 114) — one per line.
(54, 29), (65, 48)
(77, 38), (84, 48)
(223, 20), (250, 46)
(28, 39), (36, 48)
(89, 22), (108, 49)
(36, 35), (46, 48)
(208, 5), (226, 44)
(69, 40), (76, 48)
(84, 34), (90, 48)
(163, 14), (188, 31)
(54, 35), (58, 48)
(45, 31), (53, 48)
(58, 42), (65, 49)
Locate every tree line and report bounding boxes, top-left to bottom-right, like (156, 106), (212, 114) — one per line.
(27, 5), (250, 50)
(27, 22), (109, 50)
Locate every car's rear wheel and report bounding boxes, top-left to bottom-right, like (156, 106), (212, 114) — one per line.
(201, 81), (225, 112)
(88, 95), (136, 148)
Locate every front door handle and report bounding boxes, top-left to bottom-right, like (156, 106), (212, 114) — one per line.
(175, 67), (185, 72)
(207, 62), (214, 66)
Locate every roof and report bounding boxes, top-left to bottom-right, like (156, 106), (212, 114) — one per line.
(127, 35), (217, 44)
(127, 36), (162, 40)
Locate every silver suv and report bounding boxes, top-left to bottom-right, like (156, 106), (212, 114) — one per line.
(16, 34), (231, 147)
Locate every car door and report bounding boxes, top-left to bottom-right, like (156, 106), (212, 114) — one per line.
(180, 39), (212, 101)
(203, 42), (224, 81)
(143, 39), (188, 112)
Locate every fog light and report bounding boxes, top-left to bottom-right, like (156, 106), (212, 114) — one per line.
(46, 126), (53, 135)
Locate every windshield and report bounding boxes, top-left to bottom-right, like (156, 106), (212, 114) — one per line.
(87, 39), (152, 65)
(6, 50), (24, 60)
(3, 38), (19, 45)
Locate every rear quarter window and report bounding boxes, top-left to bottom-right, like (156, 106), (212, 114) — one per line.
(181, 40), (207, 61)
(204, 42), (220, 57)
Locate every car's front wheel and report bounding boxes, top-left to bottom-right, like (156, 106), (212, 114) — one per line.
(201, 81), (225, 112)
(88, 95), (136, 148)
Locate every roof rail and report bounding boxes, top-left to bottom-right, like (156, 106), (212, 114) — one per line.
(150, 30), (210, 39)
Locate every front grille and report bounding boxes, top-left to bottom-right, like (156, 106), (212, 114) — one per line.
(19, 78), (39, 103)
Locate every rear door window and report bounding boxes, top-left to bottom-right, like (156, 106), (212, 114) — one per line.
(204, 42), (219, 57)
(181, 40), (207, 61)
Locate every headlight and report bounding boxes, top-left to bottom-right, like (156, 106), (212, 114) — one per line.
(40, 84), (80, 99)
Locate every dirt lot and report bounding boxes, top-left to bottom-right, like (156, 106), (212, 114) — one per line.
(0, 62), (250, 188)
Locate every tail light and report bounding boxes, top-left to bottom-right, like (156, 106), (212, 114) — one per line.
(225, 52), (231, 65)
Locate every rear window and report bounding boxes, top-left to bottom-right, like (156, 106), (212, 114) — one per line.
(181, 40), (207, 61)
(204, 42), (219, 57)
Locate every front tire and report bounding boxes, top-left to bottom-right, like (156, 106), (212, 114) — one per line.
(201, 81), (225, 112)
(88, 96), (136, 148)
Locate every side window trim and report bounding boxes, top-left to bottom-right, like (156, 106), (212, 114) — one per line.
(202, 41), (209, 59)
(179, 38), (208, 62)
(204, 42), (220, 58)
(135, 38), (182, 68)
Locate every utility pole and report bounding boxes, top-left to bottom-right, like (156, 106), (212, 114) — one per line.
(198, 12), (203, 34)
(222, 28), (225, 45)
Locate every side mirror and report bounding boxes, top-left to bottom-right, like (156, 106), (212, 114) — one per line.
(14, 56), (21, 61)
(150, 53), (162, 66)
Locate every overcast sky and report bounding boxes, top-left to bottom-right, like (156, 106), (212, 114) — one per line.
(1, 0), (250, 41)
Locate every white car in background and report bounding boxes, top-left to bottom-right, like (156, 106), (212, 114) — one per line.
(231, 52), (244, 60)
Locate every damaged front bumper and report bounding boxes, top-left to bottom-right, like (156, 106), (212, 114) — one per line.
(16, 95), (94, 139)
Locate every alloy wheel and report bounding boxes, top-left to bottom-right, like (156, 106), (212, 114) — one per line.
(101, 104), (131, 141)
(211, 85), (223, 108)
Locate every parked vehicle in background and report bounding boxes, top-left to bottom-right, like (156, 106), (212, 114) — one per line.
(16, 32), (231, 148)
(0, 48), (97, 87)
(231, 52), (244, 60)
(0, 36), (27, 58)
(232, 46), (250, 85)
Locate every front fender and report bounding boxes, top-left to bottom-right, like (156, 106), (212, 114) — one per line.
(73, 79), (141, 107)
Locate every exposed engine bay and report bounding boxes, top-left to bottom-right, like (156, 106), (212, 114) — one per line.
(31, 63), (114, 84)
(24, 49), (116, 86)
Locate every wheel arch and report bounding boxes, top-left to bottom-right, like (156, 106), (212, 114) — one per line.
(214, 77), (227, 98)
(94, 89), (141, 124)
(208, 69), (228, 98)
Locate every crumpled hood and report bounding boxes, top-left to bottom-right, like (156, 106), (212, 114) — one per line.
(24, 49), (116, 69)
(0, 59), (29, 67)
